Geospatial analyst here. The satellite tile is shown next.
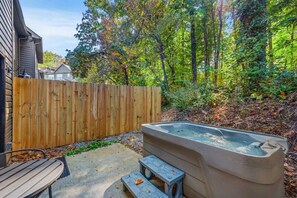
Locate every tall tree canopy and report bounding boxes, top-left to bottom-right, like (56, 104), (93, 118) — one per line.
(66, 0), (297, 100)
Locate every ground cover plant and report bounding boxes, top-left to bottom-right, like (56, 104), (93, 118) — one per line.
(65, 140), (117, 156)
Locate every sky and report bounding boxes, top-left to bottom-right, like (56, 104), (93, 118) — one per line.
(19, 0), (86, 57)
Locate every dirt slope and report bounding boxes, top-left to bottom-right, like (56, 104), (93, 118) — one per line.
(162, 93), (297, 198)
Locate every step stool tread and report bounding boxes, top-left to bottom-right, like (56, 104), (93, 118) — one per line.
(121, 171), (167, 198)
(139, 155), (184, 185)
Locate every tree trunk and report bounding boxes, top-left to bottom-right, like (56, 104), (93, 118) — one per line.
(152, 34), (169, 92)
(159, 47), (169, 92)
(190, 11), (197, 87)
(122, 65), (129, 85)
(214, 0), (223, 87)
(182, 23), (185, 69)
(268, 21), (274, 68)
(211, 0), (217, 59)
(203, 14), (209, 80)
(220, 43), (224, 84)
(290, 24), (295, 69)
(267, 0), (275, 68)
(168, 61), (175, 84)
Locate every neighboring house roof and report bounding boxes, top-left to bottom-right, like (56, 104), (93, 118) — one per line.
(42, 68), (55, 75)
(27, 27), (43, 63)
(42, 64), (72, 75)
(54, 64), (72, 74)
(42, 64), (75, 81)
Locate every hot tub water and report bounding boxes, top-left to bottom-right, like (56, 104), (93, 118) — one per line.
(159, 124), (266, 156)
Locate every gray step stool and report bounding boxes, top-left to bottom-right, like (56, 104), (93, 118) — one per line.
(121, 171), (167, 198)
(121, 155), (184, 198)
(139, 155), (184, 198)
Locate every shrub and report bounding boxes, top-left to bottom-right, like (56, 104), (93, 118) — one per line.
(165, 83), (224, 110)
(255, 69), (297, 99)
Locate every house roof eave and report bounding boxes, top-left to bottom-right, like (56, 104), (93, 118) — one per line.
(13, 0), (28, 36)
(27, 27), (43, 63)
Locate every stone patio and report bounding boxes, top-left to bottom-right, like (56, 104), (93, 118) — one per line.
(41, 143), (141, 198)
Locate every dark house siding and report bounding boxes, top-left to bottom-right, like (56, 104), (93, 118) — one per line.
(0, 0), (13, 151)
(20, 39), (36, 78)
(0, 1), (43, 155)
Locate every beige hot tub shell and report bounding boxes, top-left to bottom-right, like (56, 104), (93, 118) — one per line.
(142, 122), (286, 198)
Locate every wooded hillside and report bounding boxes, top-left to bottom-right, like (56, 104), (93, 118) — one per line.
(66, 0), (296, 103)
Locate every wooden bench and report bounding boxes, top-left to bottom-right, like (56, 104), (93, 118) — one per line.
(0, 149), (64, 198)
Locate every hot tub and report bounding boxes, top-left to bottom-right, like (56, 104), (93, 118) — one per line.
(141, 121), (287, 198)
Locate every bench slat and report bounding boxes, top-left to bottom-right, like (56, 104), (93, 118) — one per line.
(4, 160), (62, 198)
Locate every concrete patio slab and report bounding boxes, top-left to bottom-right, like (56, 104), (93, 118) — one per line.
(40, 143), (141, 198)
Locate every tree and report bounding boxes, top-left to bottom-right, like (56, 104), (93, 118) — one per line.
(214, 0), (223, 87)
(66, 0), (296, 99)
(269, 0), (297, 70)
(39, 51), (63, 68)
(235, 0), (269, 93)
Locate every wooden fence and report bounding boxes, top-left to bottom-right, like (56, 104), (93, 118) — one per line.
(13, 77), (161, 149)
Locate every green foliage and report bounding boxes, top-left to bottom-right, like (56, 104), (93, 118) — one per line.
(65, 140), (117, 156)
(66, 0), (297, 107)
(79, 65), (105, 83)
(39, 51), (63, 68)
(255, 69), (297, 99)
(165, 82), (226, 110)
(234, 0), (269, 94)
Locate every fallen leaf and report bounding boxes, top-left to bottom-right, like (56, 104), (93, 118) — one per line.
(201, 110), (208, 115)
(37, 153), (43, 158)
(285, 171), (297, 177)
(213, 114), (220, 119)
(18, 155), (26, 159)
(284, 131), (295, 138)
(135, 178), (143, 185)
(284, 163), (295, 172)
(276, 107), (284, 114)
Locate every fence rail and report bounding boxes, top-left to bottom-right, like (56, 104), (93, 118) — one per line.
(13, 77), (161, 149)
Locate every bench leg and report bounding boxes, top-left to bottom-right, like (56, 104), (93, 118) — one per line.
(140, 164), (145, 175)
(48, 185), (52, 198)
(165, 181), (183, 198)
(165, 183), (174, 198)
(140, 164), (152, 180)
(123, 184), (127, 192)
(175, 180), (183, 198)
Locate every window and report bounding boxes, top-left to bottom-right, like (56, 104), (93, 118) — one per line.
(45, 74), (54, 80)
(56, 74), (63, 80)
